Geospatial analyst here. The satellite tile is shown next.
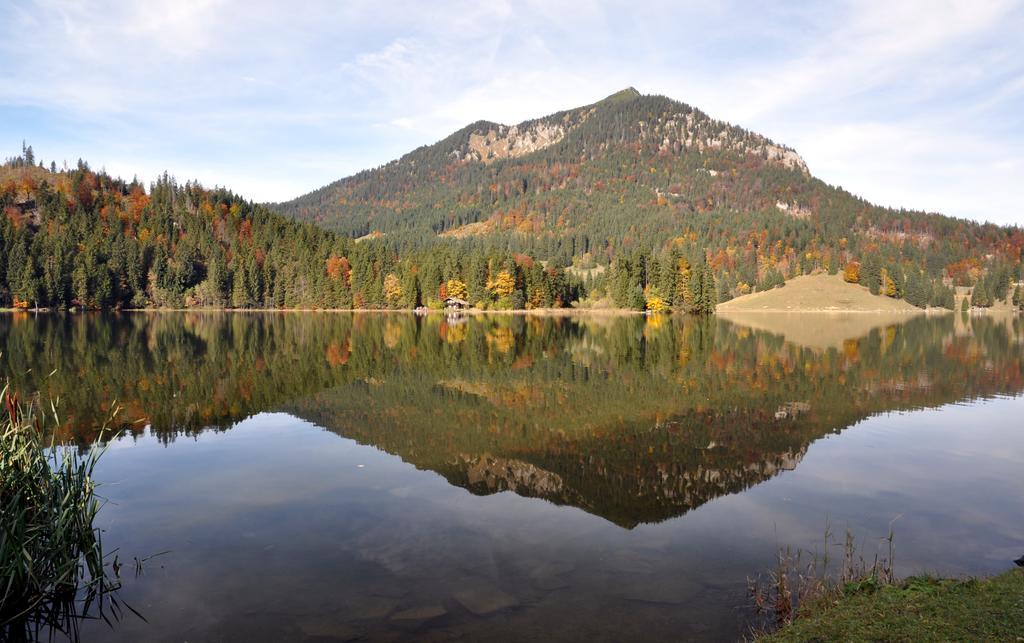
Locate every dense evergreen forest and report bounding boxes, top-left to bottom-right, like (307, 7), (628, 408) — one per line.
(0, 147), (579, 311)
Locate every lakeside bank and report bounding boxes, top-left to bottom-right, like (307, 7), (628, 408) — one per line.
(761, 568), (1023, 641)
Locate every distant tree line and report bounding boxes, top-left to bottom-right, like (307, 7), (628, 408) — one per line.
(0, 156), (583, 311)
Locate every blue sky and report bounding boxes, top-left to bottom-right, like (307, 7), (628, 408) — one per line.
(1, 0), (1022, 225)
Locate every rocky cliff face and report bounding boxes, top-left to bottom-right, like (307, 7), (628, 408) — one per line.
(466, 121), (570, 163)
(640, 110), (808, 174)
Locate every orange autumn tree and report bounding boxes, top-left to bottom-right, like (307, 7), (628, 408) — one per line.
(843, 261), (861, 283)
(326, 256), (351, 283)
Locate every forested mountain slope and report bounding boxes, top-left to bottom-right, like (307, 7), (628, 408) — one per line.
(272, 88), (1023, 308)
(0, 154), (573, 310)
(0, 157), (348, 309)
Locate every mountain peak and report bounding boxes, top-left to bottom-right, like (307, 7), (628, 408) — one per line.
(601, 87), (642, 103)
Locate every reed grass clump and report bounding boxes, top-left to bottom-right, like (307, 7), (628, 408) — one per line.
(748, 520), (897, 633)
(1, 385), (114, 636)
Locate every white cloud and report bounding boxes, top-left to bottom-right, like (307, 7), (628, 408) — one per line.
(795, 119), (1023, 223)
(1, 0), (1022, 222)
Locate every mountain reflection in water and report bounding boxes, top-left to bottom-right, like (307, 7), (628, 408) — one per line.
(3, 311), (1022, 528)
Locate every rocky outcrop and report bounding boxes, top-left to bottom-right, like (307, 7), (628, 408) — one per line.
(466, 121), (569, 164)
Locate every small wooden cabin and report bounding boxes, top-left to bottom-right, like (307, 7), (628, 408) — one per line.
(444, 297), (469, 310)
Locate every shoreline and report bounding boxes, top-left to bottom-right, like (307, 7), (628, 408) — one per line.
(720, 307), (1021, 315)
(0, 306), (646, 316)
(718, 308), (934, 315)
(121, 306), (647, 316)
(2, 306), (1016, 316)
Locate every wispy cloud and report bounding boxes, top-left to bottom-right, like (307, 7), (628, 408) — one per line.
(0, 0), (1021, 224)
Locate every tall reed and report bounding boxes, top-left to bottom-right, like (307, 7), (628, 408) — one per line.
(1, 385), (119, 639)
(748, 519), (898, 633)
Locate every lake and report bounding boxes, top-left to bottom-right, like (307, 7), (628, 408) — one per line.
(2, 311), (1023, 641)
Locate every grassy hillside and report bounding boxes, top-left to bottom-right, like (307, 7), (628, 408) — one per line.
(717, 274), (923, 313)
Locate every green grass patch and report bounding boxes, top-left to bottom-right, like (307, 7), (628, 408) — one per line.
(762, 568), (1024, 642)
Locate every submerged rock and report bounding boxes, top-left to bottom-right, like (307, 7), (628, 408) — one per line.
(296, 616), (363, 640)
(389, 604), (448, 622)
(452, 584), (519, 615)
(528, 561), (575, 591)
(531, 574), (571, 591)
(616, 578), (701, 605)
(344, 595), (399, 620)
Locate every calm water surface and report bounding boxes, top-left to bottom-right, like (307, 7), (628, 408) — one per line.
(2, 312), (1023, 641)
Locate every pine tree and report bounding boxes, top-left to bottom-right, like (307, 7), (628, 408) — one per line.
(8, 239), (41, 307)
(971, 282), (991, 308)
(688, 257), (717, 315)
(905, 272), (928, 308)
(861, 255), (881, 295)
(400, 271), (420, 308)
(71, 260), (89, 307)
(629, 283), (645, 310)
(940, 286), (955, 310)
(232, 265), (252, 308)
(247, 258), (264, 306)
(207, 257), (228, 306)
(701, 261), (718, 313)
(467, 255), (488, 304)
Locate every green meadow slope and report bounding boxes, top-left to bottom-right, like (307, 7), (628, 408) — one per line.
(717, 274), (924, 313)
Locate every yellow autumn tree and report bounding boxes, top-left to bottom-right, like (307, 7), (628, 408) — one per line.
(881, 268), (897, 297)
(488, 271), (516, 298)
(383, 273), (402, 305)
(675, 258), (693, 306)
(445, 279), (468, 300)
(646, 294), (670, 313)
